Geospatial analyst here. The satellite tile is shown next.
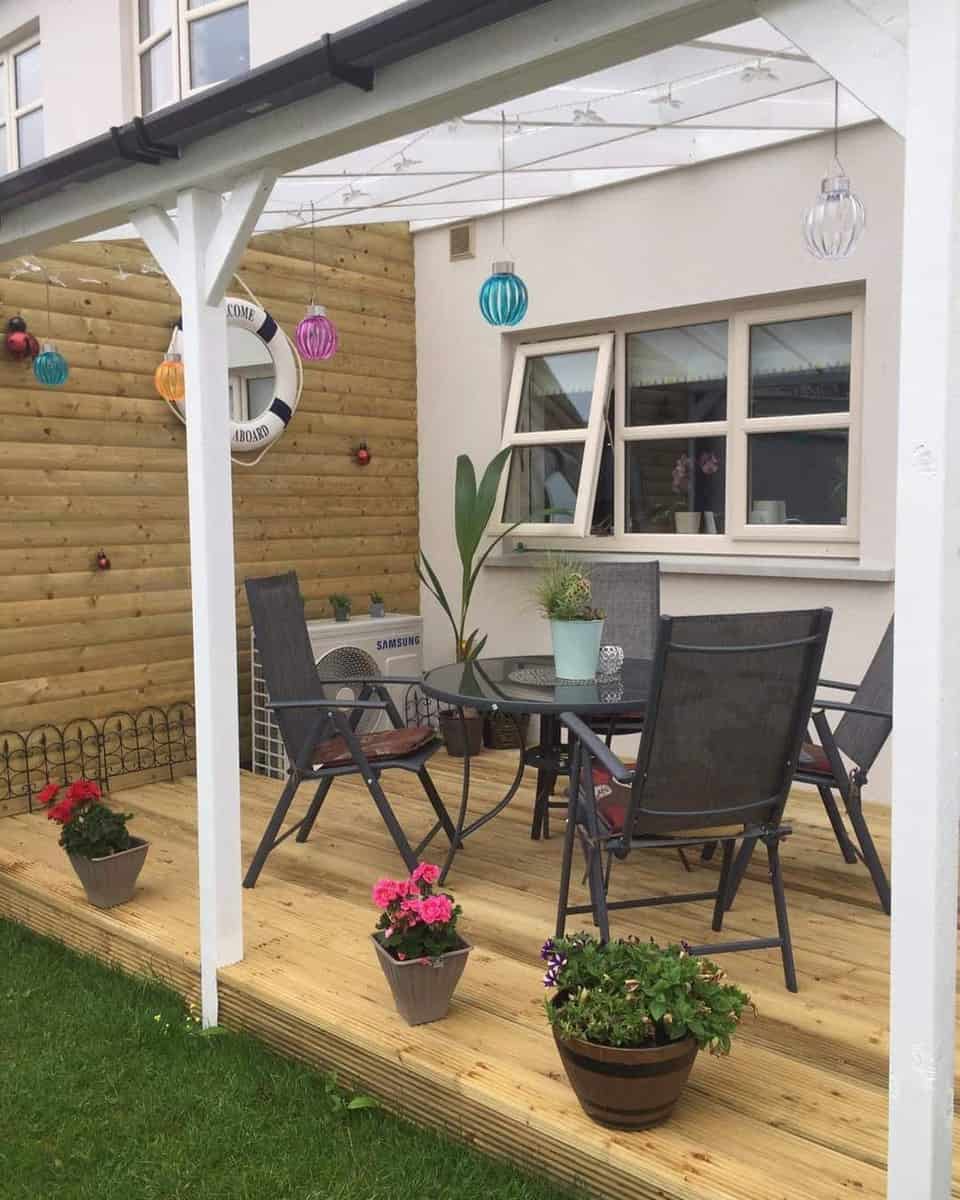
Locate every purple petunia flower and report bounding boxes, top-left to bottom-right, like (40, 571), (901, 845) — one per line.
(543, 963), (562, 988)
(540, 938), (556, 961)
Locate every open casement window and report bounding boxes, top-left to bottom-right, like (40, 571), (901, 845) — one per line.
(135, 0), (250, 115)
(493, 334), (614, 538)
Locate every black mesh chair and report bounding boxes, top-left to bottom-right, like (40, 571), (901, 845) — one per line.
(243, 573), (457, 888)
(530, 561), (660, 840)
(798, 617), (893, 912)
(555, 608), (832, 993)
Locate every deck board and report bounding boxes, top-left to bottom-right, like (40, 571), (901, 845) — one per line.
(0, 754), (956, 1200)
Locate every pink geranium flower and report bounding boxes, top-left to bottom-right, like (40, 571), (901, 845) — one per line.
(419, 894), (453, 925)
(372, 878), (402, 909)
(412, 862), (441, 885)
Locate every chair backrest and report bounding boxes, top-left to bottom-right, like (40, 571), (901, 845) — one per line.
(245, 572), (325, 762)
(618, 608), (832, 836)
(589, 561), (661, 660)
(833, 616), (894, 772)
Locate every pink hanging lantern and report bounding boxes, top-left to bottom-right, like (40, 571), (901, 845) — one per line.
(295, 303), (338, 361)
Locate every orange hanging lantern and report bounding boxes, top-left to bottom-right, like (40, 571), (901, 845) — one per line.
(154, 352), (185, 403)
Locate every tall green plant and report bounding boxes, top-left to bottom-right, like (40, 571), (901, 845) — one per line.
(417, 449), (517, 662)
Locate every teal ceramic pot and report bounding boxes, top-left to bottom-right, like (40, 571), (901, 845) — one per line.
(551, 618), (604, 680)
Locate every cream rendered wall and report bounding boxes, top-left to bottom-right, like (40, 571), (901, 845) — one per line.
(415, 122), (902, 799)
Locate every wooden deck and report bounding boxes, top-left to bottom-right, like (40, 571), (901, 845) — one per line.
(0, 753), (955, 1200)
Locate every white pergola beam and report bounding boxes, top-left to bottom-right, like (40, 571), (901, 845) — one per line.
(133, 181), (270, 1027)
(887, 0), (960, 1195)
(754, 0), (906, 136)
(204, 169), (276, 306)
(0, 0), (752, 258)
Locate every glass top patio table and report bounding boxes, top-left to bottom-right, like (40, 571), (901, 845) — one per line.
(421, 654), (654, 716)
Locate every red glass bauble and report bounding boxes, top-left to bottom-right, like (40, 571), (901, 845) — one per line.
(5, 330), (30, 359)
(355, 444), (371, 466)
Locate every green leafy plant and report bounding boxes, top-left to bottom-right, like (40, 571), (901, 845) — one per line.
(417, 449), (515, 662)
(535, 557), (603, 622)
(369, 591), (384, 605)
(329, 593), (351, 613)
(37, 779), (134, 860)
(542, 933), (750, 1054)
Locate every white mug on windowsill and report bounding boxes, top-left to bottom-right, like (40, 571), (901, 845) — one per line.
(751, 499), (786, 524)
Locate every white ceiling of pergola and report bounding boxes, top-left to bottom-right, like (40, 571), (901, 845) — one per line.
(252, 17), (883, 236)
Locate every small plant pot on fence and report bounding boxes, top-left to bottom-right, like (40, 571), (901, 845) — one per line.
(372, 934), (471, 1025)
(483, 710), (530, 750)
(438, 709), (485, 757)
(68, 837), (150, 909)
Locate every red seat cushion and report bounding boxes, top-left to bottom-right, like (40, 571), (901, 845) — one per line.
(313, 724), (436, 768)
(798, 741), (834, 778)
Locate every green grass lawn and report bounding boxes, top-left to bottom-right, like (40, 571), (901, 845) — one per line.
(0, 919), (576, 1200)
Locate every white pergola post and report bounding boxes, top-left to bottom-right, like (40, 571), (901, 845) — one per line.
(887, 1), (960, 1195)
(133, 172), (274, 1026)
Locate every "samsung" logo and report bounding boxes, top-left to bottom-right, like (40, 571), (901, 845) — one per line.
(376, 636), (421, 650)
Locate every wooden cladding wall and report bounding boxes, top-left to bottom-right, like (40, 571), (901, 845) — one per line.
(0, 224), (419, 759)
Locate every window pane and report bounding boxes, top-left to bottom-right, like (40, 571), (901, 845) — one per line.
(517, 349), (597, 432)
(16, 108), (43, 166)
(140, 35), (176, 114)
(246, 376), (274, 419)
(627, 322), (727, 425)
(749, 314), (851, 417)
(503, 444), (584, 524)
(14, 44), (41, 109)
(591, 397), (614, 536)
(748, 430), (848, 525)
(139, 0), (170, 39)
(189, 3), (250, 88)
(625, 436), (725, 534)
(0, 62), (7, 121)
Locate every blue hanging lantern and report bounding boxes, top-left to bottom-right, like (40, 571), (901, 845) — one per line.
(33, 341), (69, 387)
(479, 260), (528, 327)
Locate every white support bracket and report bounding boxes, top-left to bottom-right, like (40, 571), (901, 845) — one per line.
(754, 0), (906, 137)
(132, 172), (270, 1028)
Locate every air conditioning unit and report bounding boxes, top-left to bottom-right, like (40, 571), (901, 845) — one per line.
(251, 613), (423, 779)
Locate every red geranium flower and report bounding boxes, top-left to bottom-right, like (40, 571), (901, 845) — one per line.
(64, 779), (101, 803)
(36, 782), (61, 807)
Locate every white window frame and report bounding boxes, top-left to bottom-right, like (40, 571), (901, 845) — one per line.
(0, 34), (43, 173)
(501, 293), (864, 558)
(492, 333), (614, 539)
(134, 0), (249, 116)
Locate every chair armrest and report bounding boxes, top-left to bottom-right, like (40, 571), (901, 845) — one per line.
(818, 678), (859, 692)
(813, 699), (891, 720)
(267, 698), (388, 711)
(559, 712), (634, 783)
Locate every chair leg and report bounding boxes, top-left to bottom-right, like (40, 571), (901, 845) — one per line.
(845, 786), (892, 915)
(724, 838), (757, 911)
(700, 840), (718, 863)
(711, 840), (735, 932)
(555, 797), (579, 940)
(586, 839), (611, 942)
(418, 767), (459, 847)
(818, 784), (858, 864)
(296, 776), (334, 843)
(767, 837), (798, 993)
(244, 773), (302, 888)
(366, 773), (420, 873)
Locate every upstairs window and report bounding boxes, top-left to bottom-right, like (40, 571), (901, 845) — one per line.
(497, 296), (862, 557)
(136, 0), (250, 115)
(0, 36), (43, 172)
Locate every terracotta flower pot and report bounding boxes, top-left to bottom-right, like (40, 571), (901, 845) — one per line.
(67, 837), (150, 909)
(552, 1015), (698, 1129)
(372, 933), (471, 1025)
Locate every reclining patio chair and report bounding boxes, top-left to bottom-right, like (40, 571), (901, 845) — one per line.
(555, 608), (832, 993)
(243, 572), (457, 888)
(704, 616), (893, 914)
(531, 560), (660, 840)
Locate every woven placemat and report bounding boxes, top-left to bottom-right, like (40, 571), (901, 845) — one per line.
(508, 666), (598, 687)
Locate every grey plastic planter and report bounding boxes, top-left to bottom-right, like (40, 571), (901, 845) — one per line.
(369, 602), (385, 618)
(372, 934), (471, 1024)
(67, 837), (149, 908)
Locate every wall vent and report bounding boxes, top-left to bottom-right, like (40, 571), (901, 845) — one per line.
(449, 222), (475, 261)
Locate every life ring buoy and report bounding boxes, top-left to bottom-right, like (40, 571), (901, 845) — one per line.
(172, 297), (300, 454)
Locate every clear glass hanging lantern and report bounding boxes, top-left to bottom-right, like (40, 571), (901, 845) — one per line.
(802, 81), (866, 261)
(803, 173), (866, 260)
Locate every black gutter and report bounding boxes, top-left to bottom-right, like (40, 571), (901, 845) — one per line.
(0, 0), (551, 216)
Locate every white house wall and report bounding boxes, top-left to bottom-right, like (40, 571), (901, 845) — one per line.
(414, 121), (901, 799)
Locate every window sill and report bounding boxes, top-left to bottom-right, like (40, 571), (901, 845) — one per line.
(483, 549), (894, 582)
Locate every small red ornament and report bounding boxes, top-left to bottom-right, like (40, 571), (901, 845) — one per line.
(5, 330), (30, 359)
(354, 442), (371, 466)
(25, 333), (40, 359)
(95, 549), (111, 571)
(7, 315), (26, 333)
